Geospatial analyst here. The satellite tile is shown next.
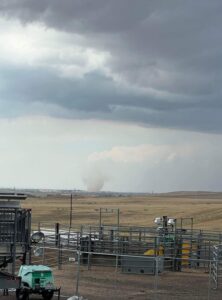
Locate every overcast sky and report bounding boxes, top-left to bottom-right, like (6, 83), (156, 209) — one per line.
(0, 0), (222, 192)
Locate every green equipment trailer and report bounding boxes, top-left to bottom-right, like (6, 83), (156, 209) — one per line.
(16, 265), (60, 300)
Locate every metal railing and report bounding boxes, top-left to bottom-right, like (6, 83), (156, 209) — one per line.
(30, 245), (222, 300)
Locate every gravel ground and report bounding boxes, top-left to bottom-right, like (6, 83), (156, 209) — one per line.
(3, 265), (222, 300)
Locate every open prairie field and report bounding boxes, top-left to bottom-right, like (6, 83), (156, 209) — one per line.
(22, 192), (222, 230)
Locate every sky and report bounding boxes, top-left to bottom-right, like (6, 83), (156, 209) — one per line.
(0, 0), (222, 192)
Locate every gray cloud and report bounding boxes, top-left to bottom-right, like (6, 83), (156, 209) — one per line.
(1, 62), (222, 133)
(0, 1), (222, 132)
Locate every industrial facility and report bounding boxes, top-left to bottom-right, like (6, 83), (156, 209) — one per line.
(1, 194), (222, 299)
(34, 213), (222, 291)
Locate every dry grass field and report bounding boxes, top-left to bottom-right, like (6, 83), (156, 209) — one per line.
(22, 192), (222, 231)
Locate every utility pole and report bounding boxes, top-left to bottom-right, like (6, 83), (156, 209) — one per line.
(69, 193), (73, 230)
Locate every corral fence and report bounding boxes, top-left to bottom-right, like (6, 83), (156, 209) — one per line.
(34, 223), (222, 267)
(30, 246), (222, 300)
(27, 223), (222, 300)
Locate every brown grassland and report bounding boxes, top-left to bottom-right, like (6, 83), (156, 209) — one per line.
(22, 192), (222, 230)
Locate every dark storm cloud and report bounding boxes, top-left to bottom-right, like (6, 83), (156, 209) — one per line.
(0, 64), (180, 112)
(0, 0), (222, 132)
(1, 64), (222, 132)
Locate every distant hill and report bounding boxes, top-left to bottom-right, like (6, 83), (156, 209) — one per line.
(0, 188), (222, 199)
(153, 191), (222, 199)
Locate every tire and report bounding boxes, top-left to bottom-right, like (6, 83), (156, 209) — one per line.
(42, 290), (54, 300)
(16, 288), (28, 300)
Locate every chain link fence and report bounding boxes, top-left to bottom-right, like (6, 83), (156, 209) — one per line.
(30, 244), (222, 300)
